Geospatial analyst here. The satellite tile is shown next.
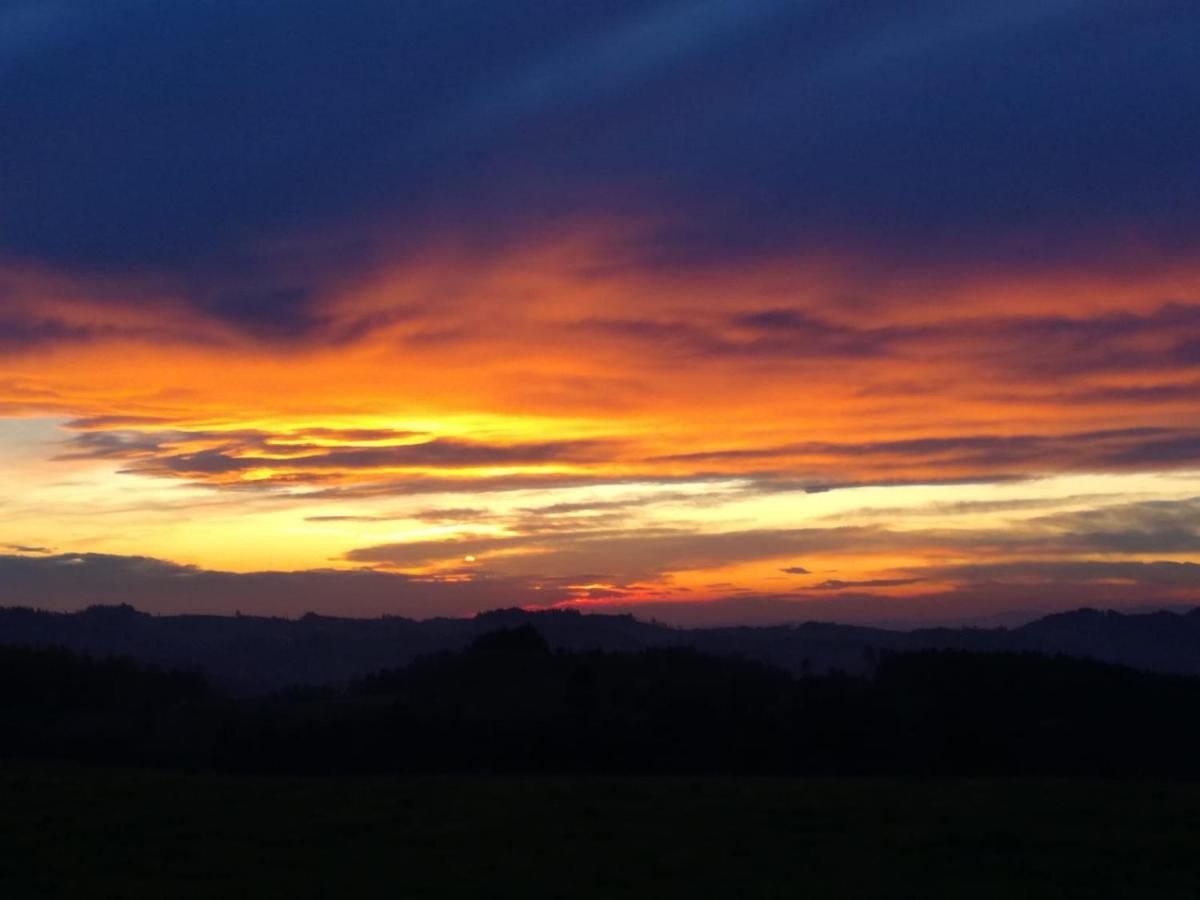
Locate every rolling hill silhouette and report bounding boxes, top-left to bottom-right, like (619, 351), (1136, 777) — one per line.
(2, 603), (1199, 691)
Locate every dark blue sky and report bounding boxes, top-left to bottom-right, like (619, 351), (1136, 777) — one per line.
(2, 0), (1198, 334)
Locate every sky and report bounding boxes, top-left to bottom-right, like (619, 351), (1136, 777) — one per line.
(1, 0), (1199, 625)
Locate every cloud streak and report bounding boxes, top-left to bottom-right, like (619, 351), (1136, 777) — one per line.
(0, 552), (567, 618)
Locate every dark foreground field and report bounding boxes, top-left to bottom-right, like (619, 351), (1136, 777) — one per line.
(2, 765), (1199, 899)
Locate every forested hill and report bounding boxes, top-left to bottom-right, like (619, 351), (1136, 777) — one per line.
(6, 631), (1200, 776)
(2, 603), (1199, 691)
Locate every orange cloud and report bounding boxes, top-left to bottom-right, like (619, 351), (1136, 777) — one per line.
(2, 231), (1199, 616)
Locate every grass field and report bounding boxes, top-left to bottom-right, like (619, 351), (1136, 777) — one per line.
(2, 764), (1199, 899)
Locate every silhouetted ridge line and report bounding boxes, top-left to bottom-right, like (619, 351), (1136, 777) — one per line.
(2, 604), (1199, 692)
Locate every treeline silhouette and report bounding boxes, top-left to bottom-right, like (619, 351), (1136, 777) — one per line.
(6, 624), (1200, 776)
(8, 604), (1200, 692)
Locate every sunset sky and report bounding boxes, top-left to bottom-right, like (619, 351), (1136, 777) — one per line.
(2, 1), (1199, 624)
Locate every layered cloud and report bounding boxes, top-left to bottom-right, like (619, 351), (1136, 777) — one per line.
(44, 419), (1200, 494)
(3, 546), (1197, 626)
(339, 495), (1200, 581)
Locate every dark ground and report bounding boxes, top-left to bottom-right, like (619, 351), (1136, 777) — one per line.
(2, 764), (1199, 899)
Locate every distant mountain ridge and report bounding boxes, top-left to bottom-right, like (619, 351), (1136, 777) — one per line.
(1, 604), (1198, 692)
